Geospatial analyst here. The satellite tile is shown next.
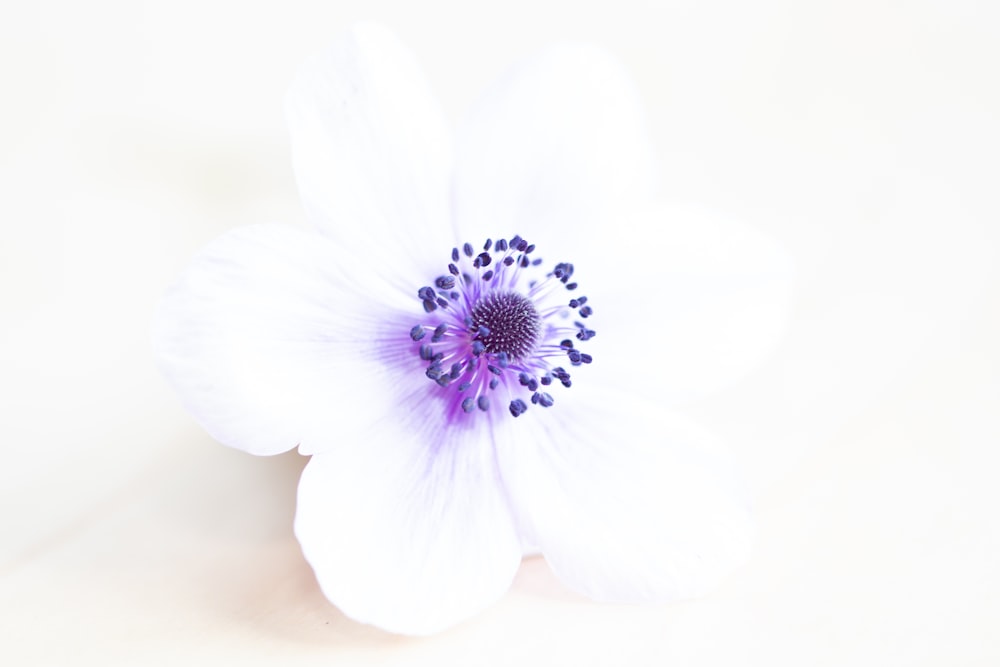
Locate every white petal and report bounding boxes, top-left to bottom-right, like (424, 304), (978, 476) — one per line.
(285, 22), (454, 282)
(152, 223), (410, 456)
(590, 203), (793, 403)
(295, 424), (522, 635)
(494, 389), (753, 602)
(453, 42), (658, 253)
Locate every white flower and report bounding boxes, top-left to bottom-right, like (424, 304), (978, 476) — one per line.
(153, 22), (791, 635)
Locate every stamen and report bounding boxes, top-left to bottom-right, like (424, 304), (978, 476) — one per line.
(406, 235), (596, 419)
(509, 399), (528, 417)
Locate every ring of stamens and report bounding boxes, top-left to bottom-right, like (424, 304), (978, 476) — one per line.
(407, 234), (596, 418)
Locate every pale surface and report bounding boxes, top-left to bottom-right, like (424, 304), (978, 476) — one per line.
(2, 1), (999, 664)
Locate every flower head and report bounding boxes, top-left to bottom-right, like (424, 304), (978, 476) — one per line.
(153, 23), (790, 635)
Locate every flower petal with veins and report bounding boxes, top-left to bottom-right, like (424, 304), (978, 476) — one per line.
(297, 421), (521, 636)
(494, 387), (754, 601)
(154, 223), (414, 455)
(454, 41), (659, 255)
(286, 21), (454, 290)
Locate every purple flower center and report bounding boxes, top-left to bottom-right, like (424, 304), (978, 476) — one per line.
(470, 291), (541, 361)
(408, 235), (596, 418)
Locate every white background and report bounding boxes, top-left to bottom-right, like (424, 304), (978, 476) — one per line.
(2, 1), (998, 664)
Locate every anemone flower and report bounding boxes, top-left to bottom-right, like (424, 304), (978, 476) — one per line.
(153, 22), (791, 635)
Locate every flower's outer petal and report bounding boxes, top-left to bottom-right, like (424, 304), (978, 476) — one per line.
(153, 223), (406, 456)
(295, 426), (522, 635)
(452, 42), (658, 255)
(589, 203), (794, 403)
(494, 388), (753, 602)
(285, 22), (453, 286)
